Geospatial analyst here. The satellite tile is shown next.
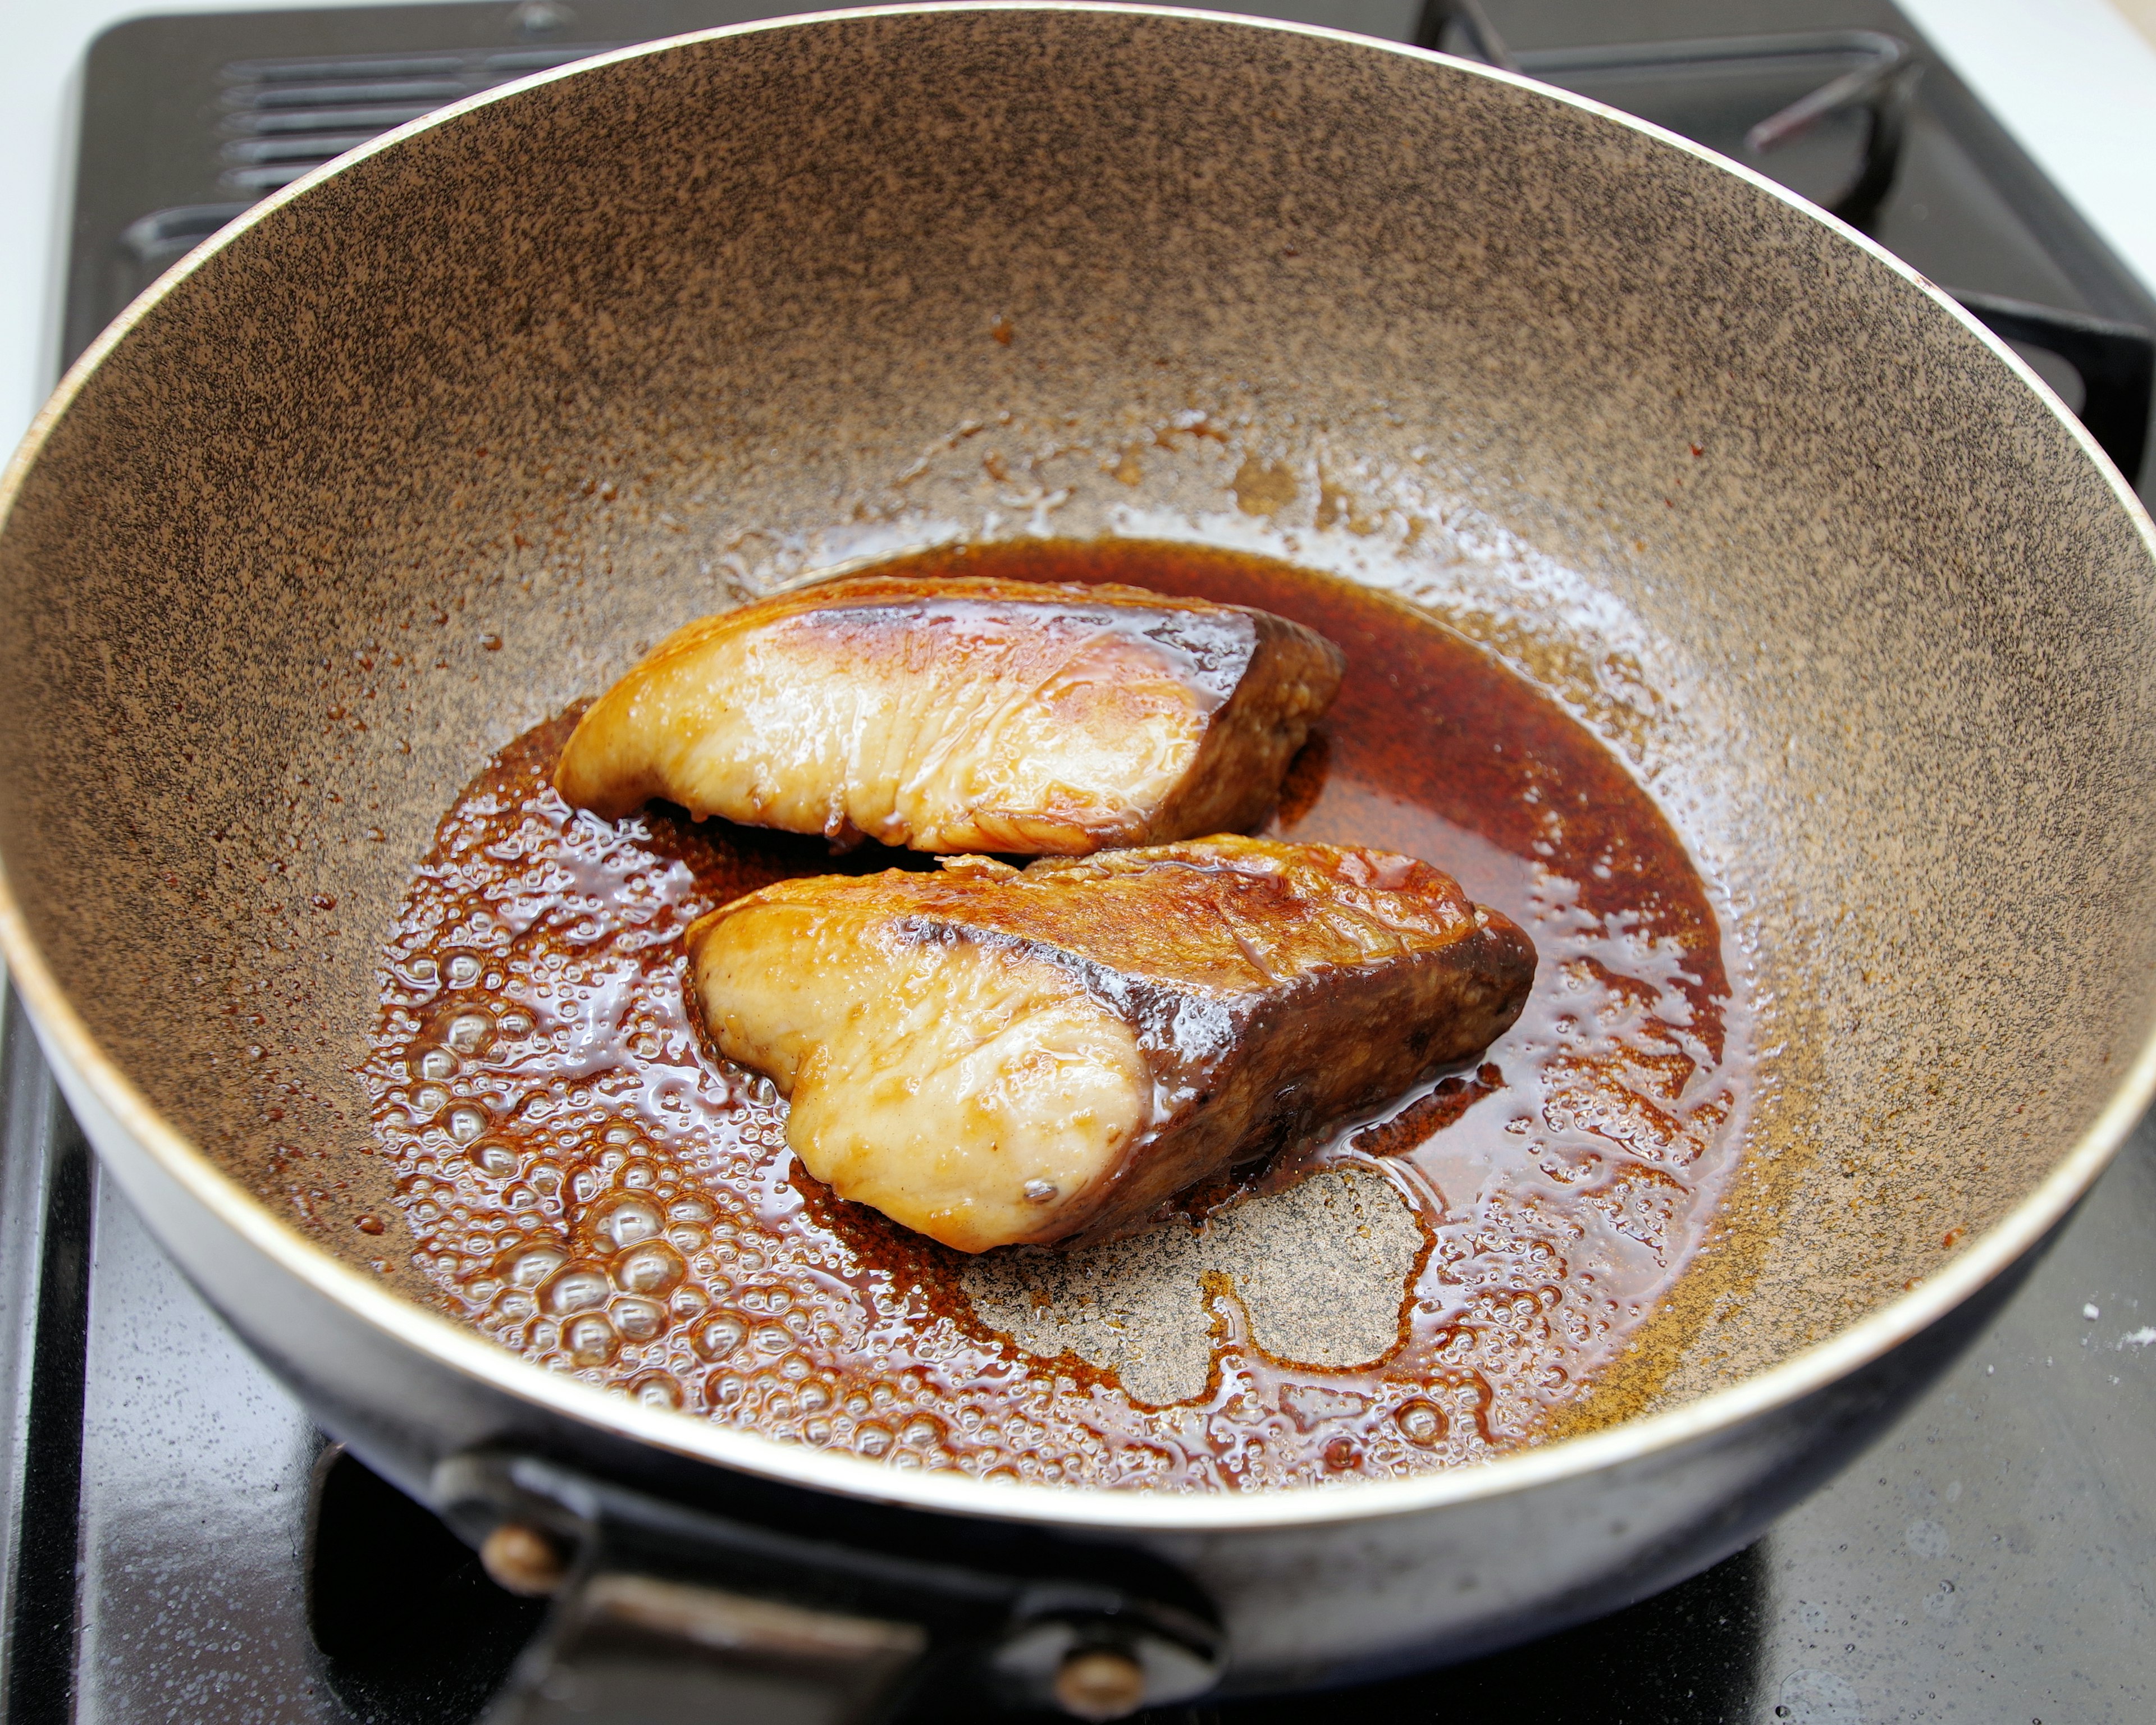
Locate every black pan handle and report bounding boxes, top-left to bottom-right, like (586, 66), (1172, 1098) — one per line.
(435, 1450), (1223, 1724)
(476, 1565), (930, 1725)
(1951, 290), (2155, 487)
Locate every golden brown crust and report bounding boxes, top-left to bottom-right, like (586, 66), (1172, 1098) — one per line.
(687, 836), (1536, 1249)
(554, 575), (1345, 851)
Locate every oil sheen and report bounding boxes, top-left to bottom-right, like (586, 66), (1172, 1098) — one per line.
(363, 541), (1748, 1490)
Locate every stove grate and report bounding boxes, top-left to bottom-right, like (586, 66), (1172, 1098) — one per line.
(214, 42), (630, 193)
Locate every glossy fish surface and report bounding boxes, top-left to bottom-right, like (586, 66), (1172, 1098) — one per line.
(686, 835), (1536, 1251)
(553, 575), (1344, 852)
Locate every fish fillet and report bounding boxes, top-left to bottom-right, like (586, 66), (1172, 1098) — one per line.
(686, 836), (1536, 1251)
(554, 575), (1344, 853)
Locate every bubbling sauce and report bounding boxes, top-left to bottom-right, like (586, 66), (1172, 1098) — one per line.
(364, 542), (1747, 1490)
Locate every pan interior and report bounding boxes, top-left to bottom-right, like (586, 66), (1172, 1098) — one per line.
(2, 8), (2153, 1480)
(362, 538), (1750, 1486)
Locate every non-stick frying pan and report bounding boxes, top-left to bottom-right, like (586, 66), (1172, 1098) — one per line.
(2, 7), (2154, 1718)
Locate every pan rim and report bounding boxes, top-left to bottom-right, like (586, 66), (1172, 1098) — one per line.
(4, 1), (2155, 1536)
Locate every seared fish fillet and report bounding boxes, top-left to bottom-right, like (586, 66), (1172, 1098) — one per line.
(554, 575), (1344, 853)
(686, 836), (1534, 1252)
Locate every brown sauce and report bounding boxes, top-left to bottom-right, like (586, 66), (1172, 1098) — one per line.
(363, 541), (1749, 1490)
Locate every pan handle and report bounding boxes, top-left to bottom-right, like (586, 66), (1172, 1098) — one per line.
(472, 1564), (929, 1725)
(435, 1451), (1223, 1725)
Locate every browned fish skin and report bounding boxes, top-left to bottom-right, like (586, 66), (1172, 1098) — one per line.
(553, 575), (1344, 852)
(686, 835), (1535, 1252)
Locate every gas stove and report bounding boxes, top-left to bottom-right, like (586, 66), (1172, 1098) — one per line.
(6, 3), (2155, 1722)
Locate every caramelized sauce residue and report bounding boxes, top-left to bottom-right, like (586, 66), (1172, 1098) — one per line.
(364, 541), (1748, 1490)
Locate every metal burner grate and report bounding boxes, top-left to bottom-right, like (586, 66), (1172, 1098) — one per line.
(213, 43), (626, 193)
(1419, 0), (2154, 482)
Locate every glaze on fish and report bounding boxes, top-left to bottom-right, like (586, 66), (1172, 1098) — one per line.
(554, 575), (1344, 853)
(686, 835), (1536, 1251)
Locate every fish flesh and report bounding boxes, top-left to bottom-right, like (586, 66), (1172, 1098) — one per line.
(553, 575), (1344, 853)
(686, 835), (1535, 1251)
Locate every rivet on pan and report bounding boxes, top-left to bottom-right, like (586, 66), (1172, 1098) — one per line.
(1053, 1646), (1148, 1722)
(480, 1522), (569, 1596)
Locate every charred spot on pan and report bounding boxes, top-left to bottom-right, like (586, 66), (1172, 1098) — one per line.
(1231, 454), (1299, 516)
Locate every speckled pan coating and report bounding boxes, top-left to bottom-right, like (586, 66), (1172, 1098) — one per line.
(1, 6), (2153, 1456)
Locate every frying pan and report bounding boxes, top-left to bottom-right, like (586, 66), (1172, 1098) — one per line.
(3, 6), (2154, 1717)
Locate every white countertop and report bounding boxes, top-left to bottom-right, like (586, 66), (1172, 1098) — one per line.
(1, 0), (2153, 451)
(1897, 0), (2156, 292)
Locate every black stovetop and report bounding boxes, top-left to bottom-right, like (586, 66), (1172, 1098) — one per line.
(6, 3), (2155, 1722)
